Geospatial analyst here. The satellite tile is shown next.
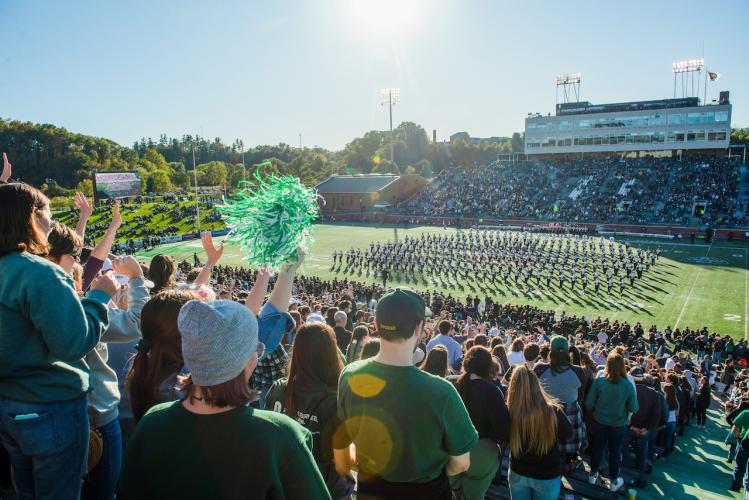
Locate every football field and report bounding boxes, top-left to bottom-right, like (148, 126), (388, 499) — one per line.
(136, 223), (749, 340)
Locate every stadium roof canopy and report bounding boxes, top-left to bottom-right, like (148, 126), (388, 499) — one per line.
(315, 175), (399, 194)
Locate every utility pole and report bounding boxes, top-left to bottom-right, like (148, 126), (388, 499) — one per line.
(380, 88), (400, 164)
(192, 145), (201, 234)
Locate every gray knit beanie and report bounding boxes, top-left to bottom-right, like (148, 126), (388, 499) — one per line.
(177, 299), (259, 387)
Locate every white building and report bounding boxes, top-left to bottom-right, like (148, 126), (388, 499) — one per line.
(524, 97), (731, 155)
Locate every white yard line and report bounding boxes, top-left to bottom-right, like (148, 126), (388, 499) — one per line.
(674, 242), (713, 330)
(744, 248), (749, 340)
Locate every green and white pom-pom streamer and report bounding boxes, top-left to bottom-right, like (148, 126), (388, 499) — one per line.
(217, 162), (320, 270)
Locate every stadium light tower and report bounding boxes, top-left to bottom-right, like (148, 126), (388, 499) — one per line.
(380, 88), (400, 163)
(555, 73), (581, 106)
(192, 145), (201, 234)
(672, 58), (704, 100)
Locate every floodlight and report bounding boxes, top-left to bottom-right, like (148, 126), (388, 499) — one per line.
(380, 88), (400, 106)
(556, 73), (581, 85)
(672, 58), (704, 73)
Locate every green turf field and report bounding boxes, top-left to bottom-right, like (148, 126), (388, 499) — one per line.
(136, 223), (749, 340)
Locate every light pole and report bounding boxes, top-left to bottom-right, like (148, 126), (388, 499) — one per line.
(192, 145), (201, 234)
(380, 88), (400, 164)
(672, 58), (704, 99)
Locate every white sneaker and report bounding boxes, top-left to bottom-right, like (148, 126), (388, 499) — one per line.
(610, 477), (624, 492)
(588, 473), (598, 485)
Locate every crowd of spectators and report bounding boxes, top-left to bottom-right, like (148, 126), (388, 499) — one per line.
(398, 156), (744, 228)
(2, 153), (748, 500)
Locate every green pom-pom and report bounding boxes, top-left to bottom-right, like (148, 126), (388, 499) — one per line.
(217, 162), (320, 270)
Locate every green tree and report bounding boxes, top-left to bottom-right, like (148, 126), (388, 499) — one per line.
(197, 161), (228, 186)
(511, 132), (525, 152)
(76, 178), (94, 196)
(146, 170), (172, 193)
(372, 159), (399, 174)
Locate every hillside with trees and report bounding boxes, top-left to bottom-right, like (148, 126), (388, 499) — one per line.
(2, 117), (523, 198)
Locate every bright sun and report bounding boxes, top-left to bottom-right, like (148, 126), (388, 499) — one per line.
(342, 0), (426, 39)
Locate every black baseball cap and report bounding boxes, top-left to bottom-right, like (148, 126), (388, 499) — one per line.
(375, 287), (426, 338)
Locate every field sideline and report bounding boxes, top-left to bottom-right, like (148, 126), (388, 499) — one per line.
(136, 223), (749, 340)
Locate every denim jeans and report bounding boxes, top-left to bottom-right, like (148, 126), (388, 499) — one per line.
(732, 447), (749, 491)
(82, 418), (122, 500)
(507, 469), (562, 500)
(508, 469), (561, 500)
(589, 419), (627, 479)
(0, 395), (89, 500)
(729, 440), (738, 462)
(663, 422), (677, 455)
(629, 428), (651, 481)
(647, 428), (658, 463)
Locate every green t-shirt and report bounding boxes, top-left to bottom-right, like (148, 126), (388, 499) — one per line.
(334, 358), (478, 483)
(119, 401), (331, 500)
(733, 409), (749, 441)
(585, 376), (639, 427)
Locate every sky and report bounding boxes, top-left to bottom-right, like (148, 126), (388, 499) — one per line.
(1, 0), (747, 151)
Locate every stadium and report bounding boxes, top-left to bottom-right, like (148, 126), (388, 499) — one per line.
(2, 3), (749, 500)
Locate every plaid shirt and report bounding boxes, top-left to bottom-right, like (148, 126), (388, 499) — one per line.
(250, 345), (288, 391)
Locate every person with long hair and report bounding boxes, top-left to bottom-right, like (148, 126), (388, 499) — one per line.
(506, 365), (572, 500)
(46, 219), (148, 500)
(0, 182), (116, 500)
(695, 375), (711, 428)
(148, 254), (176, 295)
(585, 353), (639, 492)
(534, 336), (587, 469)
(345, 325), (369, 364)
(492, 344), (510, 377)
(452, 347), (510, 500)
(127, 289), (196, 423)
(421, 345), (449, 378)
(662, 383), (679, 456)
(119, 300), (329, 500)
(360, 338), (380, 360)
(265, 322), (354, 499)
(507, 338), (525, 365)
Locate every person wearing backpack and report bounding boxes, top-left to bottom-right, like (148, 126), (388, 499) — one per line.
(533, 336), (587, 470)
(265, 322), (355, 499)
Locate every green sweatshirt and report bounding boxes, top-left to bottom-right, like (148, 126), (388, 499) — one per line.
(119, 402), (331, 500)
(0, 251), (110, 403)
(585, 375), (639, 427)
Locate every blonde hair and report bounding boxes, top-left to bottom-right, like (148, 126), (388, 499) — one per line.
(507, 365), (560, 458)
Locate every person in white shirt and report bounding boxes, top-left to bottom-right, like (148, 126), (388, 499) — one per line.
(597, 330), (609, 345)
(665, 356), (676, 370)
(506, 338), (526, 366)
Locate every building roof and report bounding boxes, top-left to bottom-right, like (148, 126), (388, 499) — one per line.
(555, 97), (700, 116)
(315, 175), (399, 194)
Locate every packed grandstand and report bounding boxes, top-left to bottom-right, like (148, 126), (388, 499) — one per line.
(3, 18), (749, 499)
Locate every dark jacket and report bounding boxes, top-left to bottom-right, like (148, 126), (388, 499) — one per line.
(333, 326), (352, 354)
(696, 383), (711, 409)
(630, 383), (663, 431)
(727, 399), (749, 425)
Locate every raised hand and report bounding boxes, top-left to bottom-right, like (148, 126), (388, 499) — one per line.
(201, 231), (224, 266)
(281, 247), (306, 274)
(111, 200), (122, 227)
(75, 192), (93, 219)
(112, 255), (144, 279)
(90, 272), (119, 298)
(1, 153), (11, 183)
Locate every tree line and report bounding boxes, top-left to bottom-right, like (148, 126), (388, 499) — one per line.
(10, 119), (744, 199)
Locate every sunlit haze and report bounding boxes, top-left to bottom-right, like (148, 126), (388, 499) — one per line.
(1, 0), (746, 149)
